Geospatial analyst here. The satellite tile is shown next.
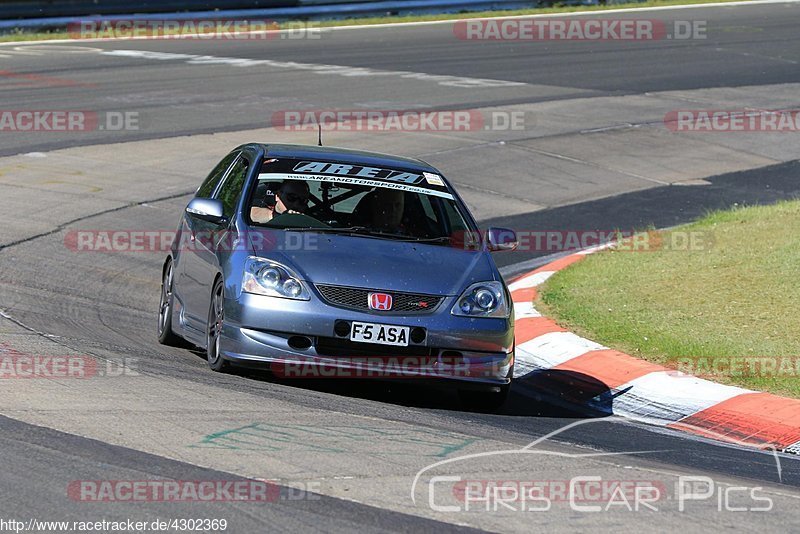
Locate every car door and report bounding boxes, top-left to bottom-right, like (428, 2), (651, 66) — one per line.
(181, 153), (251, 336)
(175, 151), (239, 334)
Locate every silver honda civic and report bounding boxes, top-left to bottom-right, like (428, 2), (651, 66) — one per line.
(158, 143), (517, 408)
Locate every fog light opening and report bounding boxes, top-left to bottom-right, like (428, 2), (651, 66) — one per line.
(288, 336), (313, 350)
(410, 327), (426, 344)
(333, 320), (351, 337)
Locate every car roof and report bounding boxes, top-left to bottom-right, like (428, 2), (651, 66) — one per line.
(251, 143), (440, 174)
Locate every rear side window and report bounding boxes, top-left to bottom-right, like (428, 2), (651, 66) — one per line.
(196, 152), (237, 198)
(216, 157), (250, 219)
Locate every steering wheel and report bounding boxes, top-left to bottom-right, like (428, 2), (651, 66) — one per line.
(268, 212), (331, 229)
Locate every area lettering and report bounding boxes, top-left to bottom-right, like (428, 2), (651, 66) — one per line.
(292, 161), (423, 184)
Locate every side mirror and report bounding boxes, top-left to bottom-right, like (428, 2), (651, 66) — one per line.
(485, 227), (518, 252)
(186, 198), (226, 225)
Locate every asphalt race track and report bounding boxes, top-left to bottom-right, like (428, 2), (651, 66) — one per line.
(1, 2), (800, 532)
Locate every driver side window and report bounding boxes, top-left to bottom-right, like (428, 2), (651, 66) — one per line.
(196, 152), (238, 198)
(216, 157), (250, 219)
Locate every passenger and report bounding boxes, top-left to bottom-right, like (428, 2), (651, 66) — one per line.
(251, 180), (310, 223)
(370, 188), (406, 233)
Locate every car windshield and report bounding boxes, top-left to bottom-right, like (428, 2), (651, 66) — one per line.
(248, 158), (473, 245)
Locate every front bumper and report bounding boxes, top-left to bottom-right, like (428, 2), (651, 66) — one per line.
(220, 292), (514, 386)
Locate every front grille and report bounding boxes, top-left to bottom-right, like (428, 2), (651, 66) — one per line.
(315, 284), (443, 314)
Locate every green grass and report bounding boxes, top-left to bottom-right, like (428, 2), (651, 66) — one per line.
(537, 200), (800, 397)
(0, 0), (745, 42)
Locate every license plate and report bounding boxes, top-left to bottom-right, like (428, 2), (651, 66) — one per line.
(350, 322), (409, 346)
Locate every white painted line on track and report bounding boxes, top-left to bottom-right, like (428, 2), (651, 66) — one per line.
(88, 48), (526, 88)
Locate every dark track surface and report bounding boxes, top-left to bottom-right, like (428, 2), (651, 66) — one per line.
(0, 415), (481, 532)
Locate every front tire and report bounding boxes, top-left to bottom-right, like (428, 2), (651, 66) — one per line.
(458, 361), (513, 412)
(458, 385), (510, 413)
(157, 259), (182, 346)
(206, 277), (230, 372)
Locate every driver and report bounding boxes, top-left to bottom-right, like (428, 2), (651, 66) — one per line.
(251, 180), (310, 223)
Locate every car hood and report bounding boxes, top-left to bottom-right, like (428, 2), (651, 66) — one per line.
(248, 231), (498, 296)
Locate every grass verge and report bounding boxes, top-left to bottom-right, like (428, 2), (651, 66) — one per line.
(1, 0), (745, 43)
(537, 200), (800, 398)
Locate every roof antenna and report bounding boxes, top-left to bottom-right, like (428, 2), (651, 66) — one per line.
(318, 124), (323, 147)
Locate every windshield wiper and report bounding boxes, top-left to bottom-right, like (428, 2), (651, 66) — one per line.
(364, 234), (454, 244)
(286, 227), (454, 244)
(341, 230), (456, 244)
(290, 227), (407, 240)
(285, 226), (369, 233)
(405, 236), (453, 243)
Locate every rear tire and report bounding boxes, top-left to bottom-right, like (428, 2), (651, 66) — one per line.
(206, 277), (230, 372)
(157, 259), (182, 346)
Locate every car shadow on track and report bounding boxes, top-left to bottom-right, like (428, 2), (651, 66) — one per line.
(508, 368), (617, 417)
(190, 348), (611, 418)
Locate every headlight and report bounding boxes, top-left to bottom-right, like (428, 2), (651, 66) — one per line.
(451, 281), (509, 318)
(242, 257), (310, 300)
